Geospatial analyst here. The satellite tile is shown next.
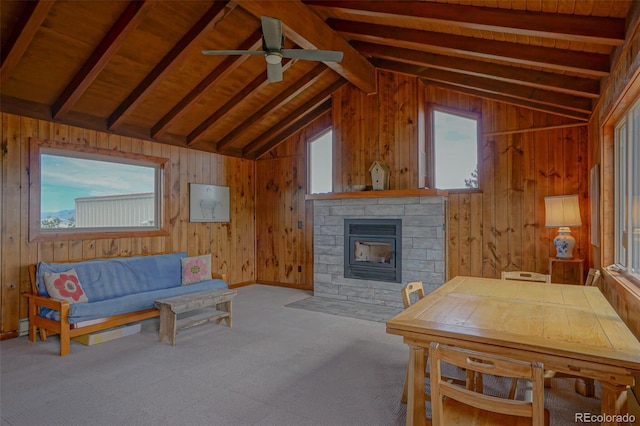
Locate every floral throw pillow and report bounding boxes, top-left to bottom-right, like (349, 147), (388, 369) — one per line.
(181, 254), (212, 285)
(43, 268), (88, 303)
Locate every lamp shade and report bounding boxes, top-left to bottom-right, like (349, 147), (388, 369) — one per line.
(544, 195), (582, 228)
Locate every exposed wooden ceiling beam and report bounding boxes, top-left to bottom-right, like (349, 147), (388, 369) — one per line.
(355, 41), (600, 99)
(108, 1), (234, 131)
(330, 20), (610, 77)
(235, 0), (376, 94)
(215, 64), (329, 151)
(378, 59), (592, 113)
(186, 57), (295, 146)
(249, 78), (348, 158)
(418, 80), (590, 122)
(245, 78), (347, 158)
(0, 0), (54, 86)
(51, 1), (157, 120)
(254, 99), (332, 160)
(151, 29), (263, 138)
(415, 66), (592, 113)
(306, 1), (625, 46)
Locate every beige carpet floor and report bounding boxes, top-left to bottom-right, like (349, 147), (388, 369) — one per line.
(1, 284), (600, 425)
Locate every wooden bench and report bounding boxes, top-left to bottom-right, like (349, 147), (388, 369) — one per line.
(154, 289), (237, 346)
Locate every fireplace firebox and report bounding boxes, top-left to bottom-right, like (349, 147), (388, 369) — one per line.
(344, 218), (402, 283)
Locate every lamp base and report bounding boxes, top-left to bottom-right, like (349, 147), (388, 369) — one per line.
(553, 227), (576, 259)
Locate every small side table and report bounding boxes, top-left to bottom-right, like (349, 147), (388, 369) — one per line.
(548, 258), (584, 285)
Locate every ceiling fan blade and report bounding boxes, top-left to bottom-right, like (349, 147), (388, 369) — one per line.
(267, 62), (283, 83)
(261, 16), (283, 51)
(201, 50), (264, 56)
(282, 49), (344, 63)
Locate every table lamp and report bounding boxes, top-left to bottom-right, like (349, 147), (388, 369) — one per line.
(545, 194), (582, 259)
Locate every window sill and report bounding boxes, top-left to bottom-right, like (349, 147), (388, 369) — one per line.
(602, 268), (640, 299)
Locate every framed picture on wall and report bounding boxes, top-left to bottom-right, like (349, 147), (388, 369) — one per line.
(590, 165), (600, 247)
(189, 183), (230, 223)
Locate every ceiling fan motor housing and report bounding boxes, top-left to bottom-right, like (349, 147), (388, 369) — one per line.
(265, 52), (283, 64)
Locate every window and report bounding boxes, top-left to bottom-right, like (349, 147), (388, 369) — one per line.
(29, 138), (169, 241)
(614, 99), (640, 281)
(424, 106), (480, 190)
(309, 130), (333, 194)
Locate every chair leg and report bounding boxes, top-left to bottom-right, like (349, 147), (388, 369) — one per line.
(509, 378), (518, 399)
(466, 368), (475, 390)
(575, 378), (595, 397)
(475, 372), (483, 393)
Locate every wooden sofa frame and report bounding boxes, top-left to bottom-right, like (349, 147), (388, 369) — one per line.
(26, 257), (226, 356)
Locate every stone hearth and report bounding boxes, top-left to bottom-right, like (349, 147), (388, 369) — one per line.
(313, 195), (446, 308)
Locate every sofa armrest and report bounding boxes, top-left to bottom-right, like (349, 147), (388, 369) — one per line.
(24, 293), (69, 311)
(24, 293), (71, 342)
(212, 272), (228, 282)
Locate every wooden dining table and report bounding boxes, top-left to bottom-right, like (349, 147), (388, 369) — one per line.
(386, 276), (640, 426)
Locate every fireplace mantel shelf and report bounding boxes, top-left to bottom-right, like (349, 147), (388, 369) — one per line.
(305, 188), (448, 200)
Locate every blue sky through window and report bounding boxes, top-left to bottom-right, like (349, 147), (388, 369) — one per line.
(41, 154), (155, 213)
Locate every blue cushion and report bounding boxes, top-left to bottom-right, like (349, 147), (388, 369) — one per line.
(40, 279), (228, 324)
(36, 253), (187, 302)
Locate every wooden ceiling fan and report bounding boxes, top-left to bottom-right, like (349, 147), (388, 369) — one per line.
(202, 16), (343, 83)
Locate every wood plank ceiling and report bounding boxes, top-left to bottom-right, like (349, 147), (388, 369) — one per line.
(0, 0), (631, 159)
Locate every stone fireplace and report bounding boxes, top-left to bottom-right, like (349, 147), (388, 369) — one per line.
(312, 192), (447, 308)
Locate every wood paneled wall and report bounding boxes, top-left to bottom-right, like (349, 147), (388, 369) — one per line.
(255, 70), (589, 290)
(332, 72), (419, 191)
(442, 92), (589, 282)
(0, 113), (256, 337)
(255, 111), (331, 289)
(332, 71), (589, 281)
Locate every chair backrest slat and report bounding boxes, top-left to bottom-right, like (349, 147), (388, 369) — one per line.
(501, 271), (551, 283)
(401, 281), (425, 308)
(585, 268), (601, 286)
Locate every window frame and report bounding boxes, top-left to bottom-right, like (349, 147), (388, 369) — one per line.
(307, 128), (334, 194)
(29, 137), (170, 242)
(423, 104), (482, 192)
(613, 99), (640, 282)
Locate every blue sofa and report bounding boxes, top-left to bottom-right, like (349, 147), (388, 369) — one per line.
(26, 252), (227, 356)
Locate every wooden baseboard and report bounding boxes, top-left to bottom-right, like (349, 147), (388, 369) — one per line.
(0, 330), (19, 340)
(256, 280), (313, 291)
(228, 281), (256, 289)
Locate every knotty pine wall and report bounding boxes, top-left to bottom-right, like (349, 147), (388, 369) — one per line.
(255, 111), (331, 290)
(0, 113), (256, 337)
(335, 71), (589, 283)
(256, 71), (589, 293)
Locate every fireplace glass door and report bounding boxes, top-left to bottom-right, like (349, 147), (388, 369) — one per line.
(344, 219), (401, 282)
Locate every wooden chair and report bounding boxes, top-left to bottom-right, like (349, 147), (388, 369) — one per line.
(501, 271), (551, 283)
(429, 342), (548, 426)
(584, 268), (601, 287)
(400, 282), (473, 404)
(543, 268), (601, 396)
(501, 271), (550, 398)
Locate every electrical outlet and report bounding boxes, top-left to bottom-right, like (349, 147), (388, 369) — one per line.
(298, 221), (303, 229)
